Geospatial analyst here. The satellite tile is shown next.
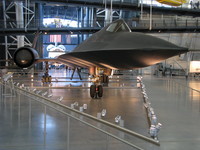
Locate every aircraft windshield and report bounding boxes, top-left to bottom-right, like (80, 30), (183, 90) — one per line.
(106, 20), (131, 33)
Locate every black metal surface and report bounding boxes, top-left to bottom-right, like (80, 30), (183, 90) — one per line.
(11, 19), (188, 69)
(0, 27), (101, 35)
(59, 49), (186, 69)
(58, 20), (188, 70)
(13, 47), (39, 68)
(1, 26), (200, 36)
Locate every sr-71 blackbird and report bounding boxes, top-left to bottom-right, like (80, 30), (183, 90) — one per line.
(13, 19), (188, 98)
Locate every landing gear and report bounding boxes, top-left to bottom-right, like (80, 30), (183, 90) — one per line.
(42, 61), (52, 83)
(97, 85), (103, 97)
(42, 74), (52, 83)
(90, 84), (103, 99)
(100, 74), (109, 85)
(70, 67), (82, 80)
(90, 85), (96, 98)
(89, 74), (106, 99)
(88, 67), (110, 99)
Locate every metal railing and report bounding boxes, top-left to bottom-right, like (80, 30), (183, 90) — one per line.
(137, 77), (162, 140)
(132, 18), (200, 29)
(0, 77), (160, 150)
(1, 18), (200, 31)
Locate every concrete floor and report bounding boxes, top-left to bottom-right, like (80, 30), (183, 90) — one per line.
(1, 69), (200, 150)
(143, 76), (200, 150)
(12, 69), (150, 136)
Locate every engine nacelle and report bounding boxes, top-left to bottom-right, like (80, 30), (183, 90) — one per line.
(13, 47), (39, 68)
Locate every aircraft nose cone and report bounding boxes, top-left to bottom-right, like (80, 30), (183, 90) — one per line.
(113, 32), (188, 52)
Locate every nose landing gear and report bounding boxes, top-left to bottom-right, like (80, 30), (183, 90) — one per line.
(90, 84), (103, 99)
(42, 73), (52, 83)
(89, 74), (109, 99)
(42, 61), (52, 83)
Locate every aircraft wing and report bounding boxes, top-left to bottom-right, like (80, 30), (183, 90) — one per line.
(57, 19), (188, 70)
(12, 19), (188, 70)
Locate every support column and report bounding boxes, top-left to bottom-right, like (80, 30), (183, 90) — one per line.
(186, 52), (191, 78)
(35, 3), (43, 69)
(149, 0), (153, 30)
(3, 0), (8, 66)
(89, 67), (98, 75)
(35, 3), (43, 29)
(87, 7), (90, 27)
(105, 0), (113, 26)
(110, 0), (113, 23)
(80, 7), (84, 27)
(15, 1), (25, 48)
(77, 33), (80, 45)
(105, 9), (111, 26)
(119, 9), (123, 19)
(4, 37), (8, 66)
(77, 7), (80, 28)
(83, 7), (89, 40)
(140, 0), (143, 19)
(93, 8), (97, 27)
(84, 7), (89, 27)
(89, 8), (92, 27)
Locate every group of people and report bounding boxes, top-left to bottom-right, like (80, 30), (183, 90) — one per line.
(155, 64), (173, 77)
(190, 1), (200, 9)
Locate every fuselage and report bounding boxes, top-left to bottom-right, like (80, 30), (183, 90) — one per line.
(58, 19), (188, 70)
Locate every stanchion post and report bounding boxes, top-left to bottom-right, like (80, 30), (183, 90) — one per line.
(67, 116), (70, 150)
(191, 89), (193, 101)
(18, 92), (21, 127)
(29, 99), (32, 128)
(44, 105), (47, 146)
(199, 93), (200, 112)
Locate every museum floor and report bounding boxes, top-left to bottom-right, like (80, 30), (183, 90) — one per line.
(0, 69), (200, 150)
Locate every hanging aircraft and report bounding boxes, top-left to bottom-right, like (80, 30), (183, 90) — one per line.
(13, 19), (188, 98)
(156, 0), (187, 6)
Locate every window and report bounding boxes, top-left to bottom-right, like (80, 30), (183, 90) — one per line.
(106, 20), (131, 33)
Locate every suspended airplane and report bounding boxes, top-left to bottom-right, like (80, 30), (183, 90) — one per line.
(13, 19), (188, 98)
(156, 0), (187, 6)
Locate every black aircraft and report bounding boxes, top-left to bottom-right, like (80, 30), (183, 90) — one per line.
(13, 19), (188, 98)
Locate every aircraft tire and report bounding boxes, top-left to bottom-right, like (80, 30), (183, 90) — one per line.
(105, 75), (109, 83)
(102, 74), (109, 84)
(48, 76), (52, 83)
(42, 76), (45, 83)
(102, 74), (106, 83)
(90, 85), (96, 98)
(97, 85), (103, 97)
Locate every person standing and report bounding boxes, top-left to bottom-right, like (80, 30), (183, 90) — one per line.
(196, 1), (199, 9)
(190, 1), (193, 8)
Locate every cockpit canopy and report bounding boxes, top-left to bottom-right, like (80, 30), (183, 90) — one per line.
(106, 19), (132, 33)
